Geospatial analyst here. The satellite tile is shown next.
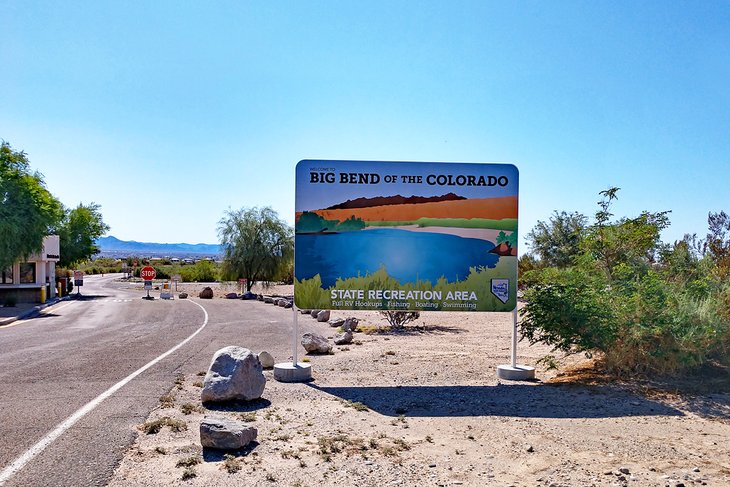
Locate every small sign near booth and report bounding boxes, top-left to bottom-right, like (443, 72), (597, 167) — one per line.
(73, 270), (84, 287)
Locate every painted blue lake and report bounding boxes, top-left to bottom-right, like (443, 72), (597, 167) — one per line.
(295, 228), (499, 288)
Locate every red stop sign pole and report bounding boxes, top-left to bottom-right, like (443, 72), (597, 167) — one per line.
(141, 266), (156, 299)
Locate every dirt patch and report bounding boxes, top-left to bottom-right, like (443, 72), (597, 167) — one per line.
(108, 293), (730, 486)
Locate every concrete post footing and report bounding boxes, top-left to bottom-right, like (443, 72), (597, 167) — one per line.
(496, 364), (536, 381)
(273, 362), (312, 382)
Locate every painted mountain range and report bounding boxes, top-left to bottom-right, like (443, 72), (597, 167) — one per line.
(326, 192), (466, 210)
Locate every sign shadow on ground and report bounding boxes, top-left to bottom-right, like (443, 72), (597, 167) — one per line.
(306, 383), (685, 419)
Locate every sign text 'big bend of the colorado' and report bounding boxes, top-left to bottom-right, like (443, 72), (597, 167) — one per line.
(294, 160), (518, 312)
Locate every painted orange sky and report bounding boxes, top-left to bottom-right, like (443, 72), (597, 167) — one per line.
(295, 196), (517, 222)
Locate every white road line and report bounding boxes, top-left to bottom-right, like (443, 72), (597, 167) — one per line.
(0, 299), (209, 485)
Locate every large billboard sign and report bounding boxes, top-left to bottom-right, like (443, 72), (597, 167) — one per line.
(294, 160), (518, 312)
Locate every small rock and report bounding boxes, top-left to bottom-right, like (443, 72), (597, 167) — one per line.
(301, 333), (332, 354)
(179, 292), (188, 299)
(200, 415), (257, 450)
(428, 463), (436, 468)
(300, 309), (312, 314)
(526, 445), (534, 453)
(264, 296), (274, 304)
(619, 467), (630, 475)
(258, 351), (275, 369)
(225, 292), (238, 299)
(328, 318), (345, 328)
(310, 309), (321, 318)
(316, 310), (331, 322)
(693, 467), (700, 472)
(342, 317), (359, 332)
(334, 331), (353, 345)
(283, 300), (293, 309)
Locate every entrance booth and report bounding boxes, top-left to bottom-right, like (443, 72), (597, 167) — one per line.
(0, 236), (60, 304)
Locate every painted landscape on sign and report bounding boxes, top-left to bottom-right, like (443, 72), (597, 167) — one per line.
(294, 161), (519, 312)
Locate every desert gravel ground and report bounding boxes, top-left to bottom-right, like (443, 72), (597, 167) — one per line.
(108, 283), (730, 487)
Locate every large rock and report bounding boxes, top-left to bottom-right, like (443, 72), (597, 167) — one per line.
(316, 310), (331, 322)
(310, 309), (321, 318)
(200, 416), (258, 450)
(201, 346), (266, 403)
(334, 331), (353, 345)
(258, 351), (275, 369)
(199, 287), (214, 299)
(301, 333), (332, 354)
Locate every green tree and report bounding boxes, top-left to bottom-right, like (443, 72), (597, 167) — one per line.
(705, 211), (730, 279)
(218, 207), (293, 292)
(526, 210), (587, 268)
(0, 141), (63, 270)
(581, 188), (670, 281)
(57, 203), (110, 268)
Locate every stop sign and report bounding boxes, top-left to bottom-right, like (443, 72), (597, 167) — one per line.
(140, 266), (156, 281)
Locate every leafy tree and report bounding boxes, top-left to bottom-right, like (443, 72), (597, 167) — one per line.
(526, 210), (587, 268)
(58, 203), (110, 268)
(581, 188), (670, 281)
(704, 211), (730, 279)
(0, 141), (63, 270)
(218, 207), (293, 292)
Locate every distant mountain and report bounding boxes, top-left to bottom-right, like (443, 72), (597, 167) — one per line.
(96, 236), (221, 257)
(325, 192), (466, 210)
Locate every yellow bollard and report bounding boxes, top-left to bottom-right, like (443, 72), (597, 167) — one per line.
(40, 286), (47, 303)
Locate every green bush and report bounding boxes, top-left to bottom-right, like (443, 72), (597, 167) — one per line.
(520, 189), (730, 375)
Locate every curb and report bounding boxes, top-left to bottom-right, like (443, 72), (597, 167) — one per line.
(0, 296), (71, 327)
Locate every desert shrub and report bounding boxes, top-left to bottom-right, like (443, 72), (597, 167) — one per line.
(521, 189), (730, 375)
(380, 310), (420, 330)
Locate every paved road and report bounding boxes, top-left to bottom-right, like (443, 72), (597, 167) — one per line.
(0, 274), (315, 486)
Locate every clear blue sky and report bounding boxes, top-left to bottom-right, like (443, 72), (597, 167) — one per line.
(2, 1), (728, 251)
